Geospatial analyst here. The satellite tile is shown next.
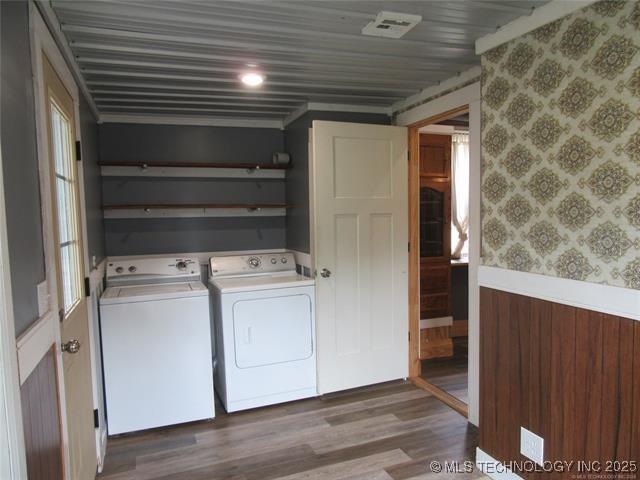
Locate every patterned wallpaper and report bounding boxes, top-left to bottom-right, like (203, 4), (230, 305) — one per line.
(480, 0), (640, 290)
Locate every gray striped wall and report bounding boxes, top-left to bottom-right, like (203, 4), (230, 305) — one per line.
(99, 123), (286, 256)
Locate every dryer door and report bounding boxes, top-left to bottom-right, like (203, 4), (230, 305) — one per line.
(233, 293), (313, 368)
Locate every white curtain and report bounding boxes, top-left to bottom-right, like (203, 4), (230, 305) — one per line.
(451, 133), (469, 259)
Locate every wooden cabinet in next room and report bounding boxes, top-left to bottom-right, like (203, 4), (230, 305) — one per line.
(419, 133), (452, 359)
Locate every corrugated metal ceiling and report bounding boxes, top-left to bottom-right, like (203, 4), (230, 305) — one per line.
(51, 0), (548, 120)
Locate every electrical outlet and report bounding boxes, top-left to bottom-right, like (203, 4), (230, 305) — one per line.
(520, 427), (544, 465)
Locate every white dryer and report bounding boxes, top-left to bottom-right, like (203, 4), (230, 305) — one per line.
(100, 257), (214, 434)
(209, 253), (316, 412)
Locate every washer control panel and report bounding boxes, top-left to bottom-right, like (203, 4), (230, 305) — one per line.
(107, 257), (199, 279)
(210, 253), (296, 277)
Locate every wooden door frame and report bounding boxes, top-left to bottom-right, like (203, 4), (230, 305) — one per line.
(407, 105), (469, 379)
(396, 82), (481, 426)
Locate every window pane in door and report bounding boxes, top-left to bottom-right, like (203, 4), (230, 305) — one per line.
(50, 101), (82, 314)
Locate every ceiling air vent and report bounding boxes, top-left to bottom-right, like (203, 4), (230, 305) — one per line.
(362, 11), (422, 39)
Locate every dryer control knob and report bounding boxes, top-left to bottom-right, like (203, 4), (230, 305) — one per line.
(176, 261), (187, 271)
(128, 266), (137, 273)
(115, 266), (124, 274)
(281, 257), (288, 264)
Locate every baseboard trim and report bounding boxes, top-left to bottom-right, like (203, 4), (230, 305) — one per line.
(476, 448), (524, 480)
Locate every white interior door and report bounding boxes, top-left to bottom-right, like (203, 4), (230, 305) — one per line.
(312, 120), (409, 394)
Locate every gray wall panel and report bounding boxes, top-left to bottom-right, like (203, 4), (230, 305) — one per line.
(80, 96), (105, 266)
(102, 178), (285, 205)
(105, 217), (285, 256)
(100, 123), (286, 256)
(1, 0), (46, 337)
(99, 124), (284, 164)
(284, 112), (391, 254)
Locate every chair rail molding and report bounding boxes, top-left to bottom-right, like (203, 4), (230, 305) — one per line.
(479, 266), (640, 322)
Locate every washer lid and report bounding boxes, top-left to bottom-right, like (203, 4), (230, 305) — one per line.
(210, 273), (314, 293)
(100, 281), (208, 305)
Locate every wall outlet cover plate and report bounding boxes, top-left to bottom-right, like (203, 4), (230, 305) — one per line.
(520, 427), (544, 466)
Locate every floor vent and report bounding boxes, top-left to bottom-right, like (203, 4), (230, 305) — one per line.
(362, 11), (422, 39)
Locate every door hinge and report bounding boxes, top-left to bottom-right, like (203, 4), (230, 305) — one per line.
(93, 409), (99, 428)
(408, 242), (411, 252)
(75, 141), (82, 161)
(408, 331), (411, 342)
(84, 276), (91, 297)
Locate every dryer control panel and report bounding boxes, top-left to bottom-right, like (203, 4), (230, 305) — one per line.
(210, 253), (296, 277)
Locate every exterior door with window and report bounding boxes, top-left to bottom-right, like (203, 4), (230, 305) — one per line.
(43, 56), (96, 480)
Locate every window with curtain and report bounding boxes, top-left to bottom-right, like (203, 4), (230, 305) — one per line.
(451, 132), (469, 259)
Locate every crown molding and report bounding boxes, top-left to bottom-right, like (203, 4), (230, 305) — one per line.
(475, 0), (598, 55)
(283, 102), (391, 127)
(99, 114), (284, 129)
(391, 66), (481, 115)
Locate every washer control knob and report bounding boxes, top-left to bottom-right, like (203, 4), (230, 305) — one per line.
(128, 265), (137, 273)
(248, 257), (261, 268)
(115, 266), (124, 274)
(270, 258), (277, 264)
(281, 257), (288, 264)
(176, 261), (187, 271)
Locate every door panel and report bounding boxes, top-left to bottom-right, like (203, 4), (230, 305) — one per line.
(370, 214), (394, 351)
(419, 133), (451, 179)
(313, 121), (408, 394)
(60, 304), (94, 479)
(334, 214), (360, 356)
(43, 56), (96, 479)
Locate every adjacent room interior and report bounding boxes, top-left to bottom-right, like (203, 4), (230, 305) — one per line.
(418, 110), (471, 407)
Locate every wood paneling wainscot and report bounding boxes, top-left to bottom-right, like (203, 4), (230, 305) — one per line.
(480, 287), (639, 477)
(20, 347), (64, 480)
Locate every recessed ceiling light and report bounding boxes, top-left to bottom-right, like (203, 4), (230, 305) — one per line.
(240, 72), (264, 87)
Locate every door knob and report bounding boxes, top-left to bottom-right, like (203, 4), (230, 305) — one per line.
(320, 268), (332, 278)
(62, 339), (81, 354)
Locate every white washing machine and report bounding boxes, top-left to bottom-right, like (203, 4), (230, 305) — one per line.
(209, 253), (316, 412)
(100, 257), (214, 435)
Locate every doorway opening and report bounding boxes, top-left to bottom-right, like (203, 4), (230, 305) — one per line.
(408, 105), (471, 417)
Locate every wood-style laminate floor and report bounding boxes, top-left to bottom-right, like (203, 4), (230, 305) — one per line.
(98, 381), (482, 480)
(421, 338), (468, 404)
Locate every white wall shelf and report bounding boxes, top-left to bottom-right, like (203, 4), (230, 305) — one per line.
(103, 204), (288, 219)
(99, 161), (287, 179)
